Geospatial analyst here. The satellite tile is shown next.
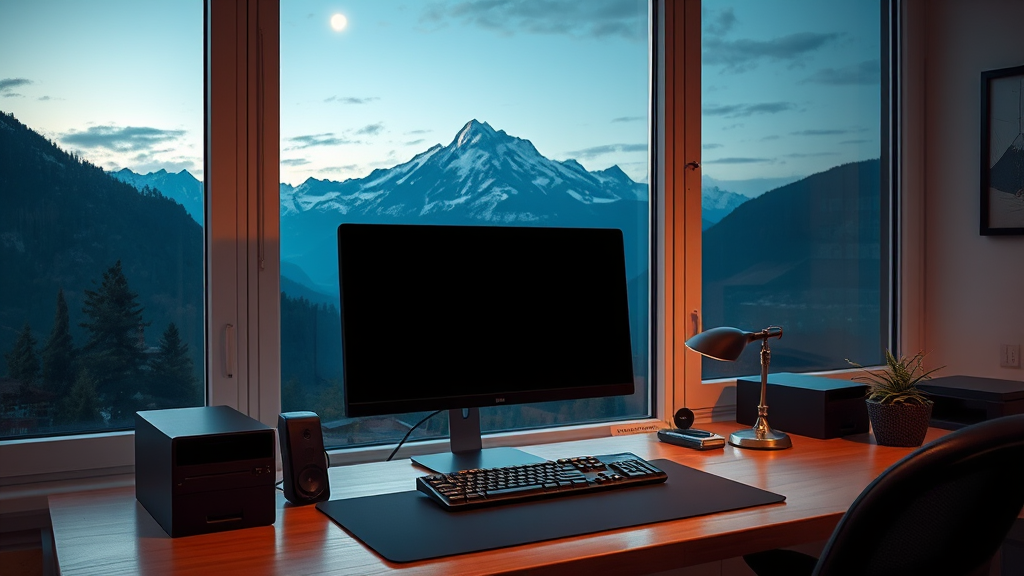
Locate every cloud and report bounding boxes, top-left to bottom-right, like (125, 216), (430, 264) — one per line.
(702, 143), (724, 150)
(790, 129), (854, 136)
(320, 164), (362, 174)
(783, 152), (838, 158)
(61, 125), (186, 151)
(281, 158), (311, 166)
(355, 122), (384, 136)
(405, 139), (426, 146)
(760, 135), (781, 141)
(565, 142), (647, 160)
(611, 116), (644, 123)
(840, 139), (871, 144)
(802, 59), (880, 85)
(0, 78), (32, 97)
(420, 0), (645, 42)
(405, 129), (431, 135)
(703, 32), (840, 72)
(704, 157), (772, 164)
(703, 102), (796, 118)
(702, 7), (736, 37)
(286, 133), (353, 149)
(324, 96), (380, 104)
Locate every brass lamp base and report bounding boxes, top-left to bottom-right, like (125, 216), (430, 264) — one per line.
(729, 418), (792, 450)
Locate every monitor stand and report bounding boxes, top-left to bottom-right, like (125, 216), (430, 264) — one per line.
(410, 408), (547, 474)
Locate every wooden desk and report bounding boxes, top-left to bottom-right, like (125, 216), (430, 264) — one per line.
(49, 423), (950, 575)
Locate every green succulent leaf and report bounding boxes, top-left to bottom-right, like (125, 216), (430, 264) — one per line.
(846, 350), (944, 405)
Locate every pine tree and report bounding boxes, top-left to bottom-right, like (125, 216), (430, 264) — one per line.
(80, 261), (149, 420)
(57, 368), (101, 426)
(42, 289), (76, 397)
(148, 323), (199, 408)
(5, 323), (39, 385)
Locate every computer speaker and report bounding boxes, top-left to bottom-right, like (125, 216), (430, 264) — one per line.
(278, 411), (330, 505)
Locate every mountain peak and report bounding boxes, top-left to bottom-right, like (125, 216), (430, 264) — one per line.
(454, 119), (498, 148)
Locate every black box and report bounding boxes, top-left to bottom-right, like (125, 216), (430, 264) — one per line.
(736, 372), (869, 439)
(917, 375), (1024, 430)
(135, 406), (276, 537)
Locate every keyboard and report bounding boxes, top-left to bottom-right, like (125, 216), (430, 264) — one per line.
(415, 452), (667, 510)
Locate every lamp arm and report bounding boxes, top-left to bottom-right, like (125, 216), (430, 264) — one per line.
(751, 325), (783, 342)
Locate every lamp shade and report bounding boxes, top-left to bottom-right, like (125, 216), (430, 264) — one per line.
(684, 326), (755, 361)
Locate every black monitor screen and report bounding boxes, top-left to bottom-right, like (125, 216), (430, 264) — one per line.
(338, 224), (635, 418)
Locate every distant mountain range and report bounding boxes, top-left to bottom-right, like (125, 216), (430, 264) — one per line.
(111, 120), (763, 291)
(110, 167), (204, 224)
(278, 120), (650, 290)
(700, 184), (748, 229)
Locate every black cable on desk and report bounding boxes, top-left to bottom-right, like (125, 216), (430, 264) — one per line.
(386, 410), (442, 462)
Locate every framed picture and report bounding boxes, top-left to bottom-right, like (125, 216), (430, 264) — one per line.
(980, 64), (1024, 235)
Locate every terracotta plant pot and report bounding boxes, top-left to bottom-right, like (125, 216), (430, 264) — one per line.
(865, 399), (933, 447)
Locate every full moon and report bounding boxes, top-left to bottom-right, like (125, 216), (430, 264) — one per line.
(330, 13), (348, 32)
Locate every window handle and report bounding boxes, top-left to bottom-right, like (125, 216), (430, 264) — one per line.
(691, 310), (700, 337)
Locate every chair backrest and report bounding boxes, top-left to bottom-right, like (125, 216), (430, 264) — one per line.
(813, 414), (1024, 576)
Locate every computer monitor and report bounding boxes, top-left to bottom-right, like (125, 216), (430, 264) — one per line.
(337, 223), (635, 473)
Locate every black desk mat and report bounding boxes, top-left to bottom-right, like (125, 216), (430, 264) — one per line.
(316, 459), (785, 563)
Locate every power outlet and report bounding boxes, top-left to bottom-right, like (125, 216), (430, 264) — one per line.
(1001, 344), (1021, 368)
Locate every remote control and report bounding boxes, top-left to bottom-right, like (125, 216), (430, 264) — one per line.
(657, 428), (726, 450)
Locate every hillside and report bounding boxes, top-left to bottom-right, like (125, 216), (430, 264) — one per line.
(702, 159), (883, 377)
(0, 112), (204, 382)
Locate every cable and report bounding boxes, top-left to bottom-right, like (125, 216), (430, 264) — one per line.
(386, 410), (442, 462)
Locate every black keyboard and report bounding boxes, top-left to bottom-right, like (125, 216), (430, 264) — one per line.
(415, 452), (667, 510)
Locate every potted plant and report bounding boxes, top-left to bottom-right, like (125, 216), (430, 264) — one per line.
(847, 350), (943, 447)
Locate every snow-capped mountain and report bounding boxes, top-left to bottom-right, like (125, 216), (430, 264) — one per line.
(281, 119), (647, 221)
(701, 184), (748, 229)
(110, 168), (204, 224)
(280, 120), (649, 289)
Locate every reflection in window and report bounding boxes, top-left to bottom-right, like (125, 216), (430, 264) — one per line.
(700, 0), (886, 379)
(0, 1), (204, 438)
(279, 1), (652, 448)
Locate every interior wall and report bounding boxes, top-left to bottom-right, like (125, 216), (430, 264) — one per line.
(920, 0), (1024, 380)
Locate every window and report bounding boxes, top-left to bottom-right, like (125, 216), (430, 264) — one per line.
(0, 0), (205, 440)
(278, 1), (655, 449)
(698, 0), (888, 382)
(0, 0), (898, 488)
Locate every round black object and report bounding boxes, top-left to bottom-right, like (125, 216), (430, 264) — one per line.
(673, 408), (695, 429)
(298, 465), (327, 498)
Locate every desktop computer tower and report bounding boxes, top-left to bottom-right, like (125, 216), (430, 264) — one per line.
(135, 405), (276, 537)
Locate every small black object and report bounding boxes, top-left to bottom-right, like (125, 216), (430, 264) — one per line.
(673, 407), (695, 429)
(278, 411), (331, 505)
(916, 375), (1024, 429)
(658, 428), (726, 450)
(736, 372), (869, 439)
(135, 406), (276, 537)
(415, 452), (667, 510)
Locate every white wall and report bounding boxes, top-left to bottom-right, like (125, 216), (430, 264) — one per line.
(916, 0), (1024, 380)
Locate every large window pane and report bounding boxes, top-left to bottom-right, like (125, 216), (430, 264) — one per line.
(280, 1), (652, 448)
(700, 0), (886, 378)
(0, 1), (205, 438)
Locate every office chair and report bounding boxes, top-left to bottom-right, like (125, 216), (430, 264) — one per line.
(744, 413), (1024, 576)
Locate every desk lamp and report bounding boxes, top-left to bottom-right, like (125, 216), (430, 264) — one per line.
(685, 326), (792, 450)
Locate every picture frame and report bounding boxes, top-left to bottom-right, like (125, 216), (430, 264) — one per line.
(980, 64), (1024, 235)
